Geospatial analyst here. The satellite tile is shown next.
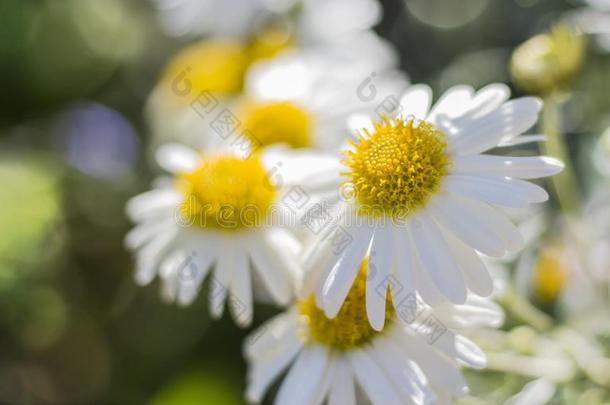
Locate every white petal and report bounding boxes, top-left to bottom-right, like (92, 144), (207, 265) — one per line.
(455, 83), (511, 123)
(367, 223), (393, 331)
(349, 349), (404, 405)
(247, 342), (302, 403)
(409, 212), (467, 304)
(261, 145), (342, 189)
(177, 246), (216, 306)
(427, 194), (506, 257)
(499, 134), (546, 146)
(451, 155), (564, 179)
(427, 85), (474, 123)
(399, 84), (432, 119)
(125, 218), (174, 250)
(372, 338), (435, 403)
(126, 189), (182, 222)
(443, 174), (549, 207)
(441, 229), (493, 296)
(347, 113), (375, 135)
(322, 225), (374, 318)
(448, 97), (543, 156)
(229, 246), (253, 327)
(248, 233), (293, 305)
(391, 226), (417, 320)
(134, 228), (179, 285)
(274, 346), (329, 405)
(209, 242), (232, 319)
(398, 333), (469, 397)
(245, 310), (298, 360)
(328, 357), (356, 405)
(429, 328), (486, 369)
(155, 143), (200, 173)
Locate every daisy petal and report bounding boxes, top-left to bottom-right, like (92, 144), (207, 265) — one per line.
(409, 212), (467, 305)
(322, 225), (373, 318)
(444, 174), (549, 207)
(448, 97), (542, 156)
(248, 234), (293, 305)
(155, 143), (200, 173)
(391, 226), (416, 318)
(427, 194), (506, 257)
(349, 349), (404, 405)
(275, 346), (329, 405)
(126, 189), (182, 222)
(441, 229), (493, 296)
(229, 246), (253, 326)
(399, 84), (432, 119)
(451, 155), (564, 179)
(367, 223), (393, 331)
(210, 242), (232, 319)
(328, 357), (356, 405)
(427, 85), (474, 123)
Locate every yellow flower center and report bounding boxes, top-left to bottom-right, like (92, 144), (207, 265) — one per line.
(162, 40), (249, 97)
(532, 246), (568, 303)
(239, 101), (312, 148)
(343, 116), (449, 218)
(177, 155), (276, 231)
(298, 258), (393, 350)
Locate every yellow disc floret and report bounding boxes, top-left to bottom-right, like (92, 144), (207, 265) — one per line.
(343, 116), (449, 218)
(177, 155), (276, 230)
(240, 101), (312, 148)
(162, 40), (249, 97)
(532, 245), (569, 303)
(298, 258), (393, 350)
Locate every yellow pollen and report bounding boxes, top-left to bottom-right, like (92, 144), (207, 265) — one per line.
(343, 116), (449, 218)
(177, 155), (276, 231)
(298, 258), (393, 350)
(239, 101), (312, 149)
(532, 246), (569, 303)
(162, 40), (249, 97)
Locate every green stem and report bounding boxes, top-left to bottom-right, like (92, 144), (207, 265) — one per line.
(540, 94), (580, 213)
(499, 287), (554, 332)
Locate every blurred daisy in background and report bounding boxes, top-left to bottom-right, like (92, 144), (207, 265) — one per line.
(244, 258), (504, 404)
(151, 0), (381, 45)
(567, 0), (610, 53)
(236, 43), (407, 151)
(303, 83), (563, 331)
(125, 142), (339, 326)
(146, 33), (403, 151)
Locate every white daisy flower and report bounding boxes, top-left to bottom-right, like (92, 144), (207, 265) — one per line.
(124, 143), (338, 326)
(151, 0), (381, 43)
(146, 30), (403, 150)
(236, 42), (407, 151)
(303, 83), (564, 330)
(244, 260), (504, 404)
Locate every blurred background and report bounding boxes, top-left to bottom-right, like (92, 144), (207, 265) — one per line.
(1, 0), (610, 404)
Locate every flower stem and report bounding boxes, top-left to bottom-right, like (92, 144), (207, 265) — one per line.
(540, 94), (580, 213)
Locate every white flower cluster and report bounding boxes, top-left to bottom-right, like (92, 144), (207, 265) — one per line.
(126, 1), (563, 403)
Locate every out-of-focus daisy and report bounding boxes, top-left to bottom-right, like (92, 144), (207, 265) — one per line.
(510, 24), (585, 95)
(151, 0), (381, 44)
(147, 32), (405, 151)
(304, 83), (563, 330)
(124, 143), (339, 326)
(146, 37), (290, 147)
(236, 43), (407, 151)
(244, 258), (503, 404)
(567, 0), (610, 52)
